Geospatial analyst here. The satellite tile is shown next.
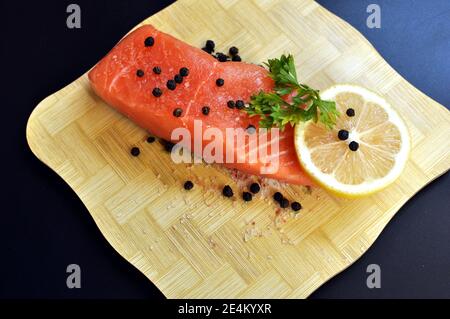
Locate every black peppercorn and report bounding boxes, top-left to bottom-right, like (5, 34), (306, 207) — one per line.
(153, 66), (161, 74)
(202, 106), (210, 115)
(280, 198), (289, 208)
(144, 36), (154, 47)
(152, 87), (162, 97)
(216, 78), (224, 86)
(146, 136), (156, 143)
(216, 53), (228, 62)
(242, 191), (252, 202)
(160, 140), (175, 152)
(232, 55), (242, 62)
(202, 47), (213, 54)
(173, 108), (183, 117)
(247, 125), (256, 134)
(222, 185), (233, 197)
(291, 201), (302, 211)
(249, 182), (260, 194)
(136, 69), (144, 77)
(166, 79), (176, 90)
(273, 192), (283, 203)
(130, 147), (140, 157)
(174, 74), (183, 84)
(227, 100), (235, 109)
(338, 129), (349, 141)
(184, 181), (194, 190)
(235, 100), (245, 109)
(179, 67), (189, 77)
(349, 141), (359, 151)
(205, 40), (215, 51)
(346, 108), (355, 117)
(229, 46), (239, 56)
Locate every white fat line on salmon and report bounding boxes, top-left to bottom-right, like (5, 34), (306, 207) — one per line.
(247, 133), (286, 160)
(108, 66), (131, 93)
(170, 120), (280, 174)
(263, 149), (290, 163)
(184, 61), (217, 117)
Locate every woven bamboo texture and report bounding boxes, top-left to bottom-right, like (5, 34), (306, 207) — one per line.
(26, 0), (450, 298)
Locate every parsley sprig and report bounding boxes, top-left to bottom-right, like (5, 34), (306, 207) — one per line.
(244, 54), (339, 130)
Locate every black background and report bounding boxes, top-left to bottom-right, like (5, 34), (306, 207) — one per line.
(1, 0), (449, 299)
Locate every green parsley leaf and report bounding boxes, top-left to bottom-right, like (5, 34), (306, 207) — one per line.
(244, 54), (339, 130)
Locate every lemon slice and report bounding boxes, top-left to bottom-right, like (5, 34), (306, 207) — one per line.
(294, 84), (410, 197)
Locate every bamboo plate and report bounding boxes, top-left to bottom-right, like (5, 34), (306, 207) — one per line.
(26, 0), (450, 298)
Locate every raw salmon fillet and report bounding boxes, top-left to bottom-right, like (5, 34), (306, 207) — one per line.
(89, 25), (312, 185)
